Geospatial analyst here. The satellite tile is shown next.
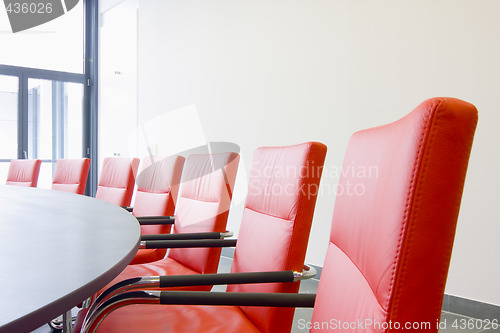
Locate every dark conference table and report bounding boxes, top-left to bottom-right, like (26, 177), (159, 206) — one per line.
(0, 186), (141, 333)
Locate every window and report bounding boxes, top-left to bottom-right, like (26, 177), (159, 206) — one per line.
(0, 0), (98, 193)
(0, 68), (86, 188)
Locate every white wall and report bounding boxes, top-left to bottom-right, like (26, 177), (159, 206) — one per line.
(135, 0), (500, 306)
(99, 0), (139, 161)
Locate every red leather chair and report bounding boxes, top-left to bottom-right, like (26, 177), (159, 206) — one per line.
(99, 152), (241, 289)
(76, 142), (327, 333)
(309, 98), (477, 332)
(5, 159), (42, 187)
(95, 157), (140, 207)
(51, 158), (91, 195)
(129, 155), (185, 265)
(78, 98), (477, 333)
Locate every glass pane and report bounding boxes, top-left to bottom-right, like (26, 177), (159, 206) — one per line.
(27, 78), (83, 188)
(0, 2), (84, 73)
(28, 79), (52, 160)
(66, 83), (83, 158)
(0, 75), (18, 159)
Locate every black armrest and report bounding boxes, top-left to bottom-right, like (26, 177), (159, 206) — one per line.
(99, 271), (295, 302)
(141, 238), (237, 249)
(136, 216), (175, 225)
(158, 271), (294, 287)
(141, 232), (224, 241)
(158, 290), (316, 307)
(121, 206), (133, 212)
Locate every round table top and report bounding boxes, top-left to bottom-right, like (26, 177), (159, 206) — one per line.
(0, 186), (140, 333)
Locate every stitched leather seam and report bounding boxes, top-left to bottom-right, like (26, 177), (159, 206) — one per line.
(393, 103), (440, 317)
(235, 305), (263, 331)
(98, 184), (127, 190)
(422, 104), (451, 320)
(285, 142), (315, 271)
(244, 206), (294, 223)
(177, 195), (223, 205)
(137, 189), (171, 194)
(331, 240), (389, 314)
(177, 156), (235, 204)
(386, 99), (440, 318)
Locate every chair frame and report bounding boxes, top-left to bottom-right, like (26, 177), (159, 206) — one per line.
(82, 267), (317, 333)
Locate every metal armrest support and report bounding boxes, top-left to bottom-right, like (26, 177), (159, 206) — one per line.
(136, 216), (175, 225)
(295, 264), (317, 281)
(83, 290), (316, 333)
(141, 231), (233, 241)
(84, 268), (309, 326)
(83, 291), (159, 333)
(140, 238), (237, 249)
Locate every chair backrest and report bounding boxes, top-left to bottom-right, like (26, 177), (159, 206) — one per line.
(226, 142), (327, 333)
(132, 155), (185, 235)
(51, 158), (91, 195)
(95, 157), (140, 207)
(168, 152), (240, 275)
(310, 98), (478, 332)
(6, 159), (42, 187)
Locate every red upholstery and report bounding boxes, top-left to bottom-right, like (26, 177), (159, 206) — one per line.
(89, 142), (327, 333)
(101, 152), (240, 291)
(51, 158), (91, 195)
(95, 157), (140, 207)
(310, 98), (477, 332)
(6, 159), (42, 187)
(129, 155), (185, 265)
(74, 306), (262, 333)
(226, 142), (327, 333)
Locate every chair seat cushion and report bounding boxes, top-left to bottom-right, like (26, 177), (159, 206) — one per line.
(128, 249), (167, 265)
(75, 304), (262, 333)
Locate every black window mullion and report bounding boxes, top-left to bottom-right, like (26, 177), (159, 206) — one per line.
(83, 0), (98, 197)
(18, 73), (28, 159)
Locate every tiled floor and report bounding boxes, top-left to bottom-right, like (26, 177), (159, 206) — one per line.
(33, 255), (498, 332)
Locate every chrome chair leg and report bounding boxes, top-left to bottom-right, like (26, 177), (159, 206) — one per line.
(62, 310), (72, 333)
(48, 312), (77, 332)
